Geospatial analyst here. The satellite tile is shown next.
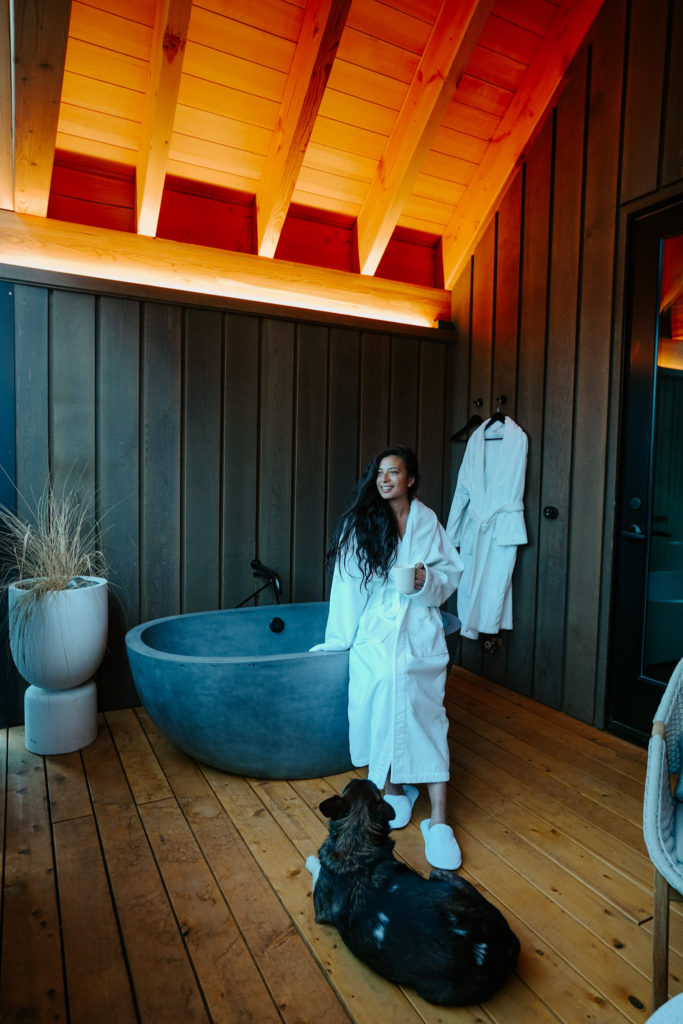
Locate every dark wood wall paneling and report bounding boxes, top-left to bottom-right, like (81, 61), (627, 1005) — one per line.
(448, 0), (682, 724)
(3, 294), (454, 726)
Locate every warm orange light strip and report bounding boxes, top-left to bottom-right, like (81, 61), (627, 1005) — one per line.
(0, 211), (451, 328)
(658, 339), (683, 371)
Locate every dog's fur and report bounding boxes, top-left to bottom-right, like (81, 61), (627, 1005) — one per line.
(306, 778), (520, 1006)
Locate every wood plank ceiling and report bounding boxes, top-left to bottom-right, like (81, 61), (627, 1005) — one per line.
(1, 0), (606, 323)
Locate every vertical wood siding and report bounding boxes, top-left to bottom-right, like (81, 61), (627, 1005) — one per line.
(3, 295), (453, 725)
(97, 296), (141, 705)
(447, 0), (682, 724)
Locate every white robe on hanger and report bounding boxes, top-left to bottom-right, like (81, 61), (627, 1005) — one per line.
(311, 499), (463, 788)
(446, 416), (528, 640)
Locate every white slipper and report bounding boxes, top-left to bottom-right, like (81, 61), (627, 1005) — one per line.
(420, 818), (462, 869)
(383, 785), (419, 828)
(305, 855), (320, 885)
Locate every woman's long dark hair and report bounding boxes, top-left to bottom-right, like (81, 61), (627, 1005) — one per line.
(326, 445), (420, 586)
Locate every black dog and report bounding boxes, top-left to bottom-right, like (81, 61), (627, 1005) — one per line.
(305, 778), (520, 1006)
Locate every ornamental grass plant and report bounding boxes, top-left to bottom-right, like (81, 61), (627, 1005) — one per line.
(0, 481), (108, 601)
(0, 480), (109, 675)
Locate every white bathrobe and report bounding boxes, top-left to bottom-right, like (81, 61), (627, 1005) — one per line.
(446, 417), (528, 640)
(312, 499), (463, 789)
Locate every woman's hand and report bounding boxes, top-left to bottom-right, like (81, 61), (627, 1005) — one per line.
(414, 563), (426, 590)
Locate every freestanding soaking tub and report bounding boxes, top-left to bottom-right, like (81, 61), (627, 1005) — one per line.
(125, 601), (461, 779)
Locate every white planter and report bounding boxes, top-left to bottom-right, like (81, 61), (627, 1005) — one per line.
(9, 576), (108, 690)
(24, 681), (98, 754)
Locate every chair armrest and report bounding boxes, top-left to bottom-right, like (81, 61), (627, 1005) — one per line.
(644, 733), (683, 894)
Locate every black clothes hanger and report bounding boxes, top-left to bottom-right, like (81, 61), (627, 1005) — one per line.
(451, 398), (484, 443)
(451, 413), (483, 442)
(488, 394), (507, 424)
(485, 395), (507, 439)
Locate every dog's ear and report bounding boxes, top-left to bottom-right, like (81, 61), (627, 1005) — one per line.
(319, 794), (350, 819)
(377, 796), (396, 822)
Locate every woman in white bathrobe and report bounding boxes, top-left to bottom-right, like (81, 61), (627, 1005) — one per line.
(314, 445), (464, 869)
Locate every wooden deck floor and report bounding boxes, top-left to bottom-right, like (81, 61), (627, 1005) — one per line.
(1, 667), (680, 1023)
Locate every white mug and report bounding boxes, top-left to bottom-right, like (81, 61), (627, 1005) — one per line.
(392, 564), (416, 593)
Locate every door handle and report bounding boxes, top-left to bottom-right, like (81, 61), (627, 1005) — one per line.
(620, 524), (646, 541)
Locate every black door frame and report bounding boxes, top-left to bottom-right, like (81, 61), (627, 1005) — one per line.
(0, 281), (17, 728)
(607, 198), (683, 743)
(0, 282), (15, 507)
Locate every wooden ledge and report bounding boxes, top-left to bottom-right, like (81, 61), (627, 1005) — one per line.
(0, 210), (451, 328)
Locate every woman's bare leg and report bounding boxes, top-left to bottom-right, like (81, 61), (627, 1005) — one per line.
(383, 767), (404, 796)
(427, 780), (448, 825)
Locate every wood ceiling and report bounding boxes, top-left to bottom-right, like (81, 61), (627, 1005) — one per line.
(1, 0), (606, 324)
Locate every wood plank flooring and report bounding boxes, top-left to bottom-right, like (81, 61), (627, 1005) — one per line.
(1, 667), (680, 1023)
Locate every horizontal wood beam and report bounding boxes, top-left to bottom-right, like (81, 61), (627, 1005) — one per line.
(442, 0), (605, 290)
(0, 210), (450, 327)
(13, 0), (71, 216)
(256, 0), (351, 258)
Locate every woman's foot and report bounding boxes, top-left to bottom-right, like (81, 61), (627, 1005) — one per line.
(383, 784), (419, 828)
(420, 818), (462, 869)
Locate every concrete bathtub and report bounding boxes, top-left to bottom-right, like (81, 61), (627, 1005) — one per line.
(125, 601), (460, 779)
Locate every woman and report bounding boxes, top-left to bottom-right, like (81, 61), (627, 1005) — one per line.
(313, 445), (464, 869)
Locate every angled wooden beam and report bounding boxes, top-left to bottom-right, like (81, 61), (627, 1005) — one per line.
(356, 0), (494, 277)
(0, 210), (451, 327)
(13, 0), (71, 216)
(442, 0), (606, 289)
(255, 0), (351, 258)
(136, 0), (193, 237)
(0, 0), (13, 210)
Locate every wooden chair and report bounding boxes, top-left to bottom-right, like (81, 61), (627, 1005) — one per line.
(643, 657), (683, 1013)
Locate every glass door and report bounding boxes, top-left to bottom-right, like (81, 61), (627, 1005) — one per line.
(608, 200), (683, 743)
